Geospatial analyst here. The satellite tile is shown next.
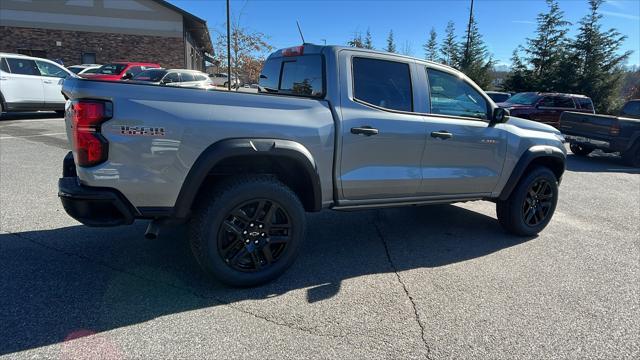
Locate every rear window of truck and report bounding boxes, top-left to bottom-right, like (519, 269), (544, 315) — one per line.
(575, 97), (594, 110)
(259, 55), (324, 97)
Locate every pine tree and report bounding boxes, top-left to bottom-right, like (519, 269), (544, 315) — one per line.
(363, 28), (374, 49)
(525, 0), (571, 91)
(424, 27), (438, 61)
(386, 30), (396, 53)
(439, 21), (460, 67)
(503, 47), (532, 92)
(458, 15), (494, 88)
(571, 0), (632, 113)
(347, 31), (364, 48)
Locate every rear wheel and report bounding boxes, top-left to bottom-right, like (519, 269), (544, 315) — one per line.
(189, 176), (306, 287)
(497, 167), (559, 236)
(569, 143), (593, 156)
(622, 141), (640, 167)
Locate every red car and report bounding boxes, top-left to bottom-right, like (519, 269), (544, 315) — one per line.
(497, 92), (595, 128)
(80, 62), (161, 81)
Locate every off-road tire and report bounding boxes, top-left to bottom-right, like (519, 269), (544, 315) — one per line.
(621, 141), (640, 168)
(189, 175), (306, 287)
(497, 166), (559, 236)
(569, 143), (593, 156)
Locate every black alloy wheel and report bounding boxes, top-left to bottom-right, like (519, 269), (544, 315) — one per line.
(522, 179), (554, 227)
(496, 166), (559, 236)
(218, 199), (291, 272)
(189, 176), (305, 287)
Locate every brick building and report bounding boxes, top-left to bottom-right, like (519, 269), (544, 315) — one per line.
(0, 0), (213, 70)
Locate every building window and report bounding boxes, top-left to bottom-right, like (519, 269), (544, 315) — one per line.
(17, 49), (47, 58)
(82, 52), (96, 64)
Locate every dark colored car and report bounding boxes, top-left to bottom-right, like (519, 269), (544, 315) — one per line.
(80, 62), (161, 81)
(560, 99), (640, 167)
(486, 91), (511, 103)
(498, 92), (595, 128)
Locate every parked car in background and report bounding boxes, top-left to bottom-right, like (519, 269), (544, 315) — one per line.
(497, 92), (595, 128)
(486, 91), (511, 103)
(560, 99), (640, 167)
(131, 68), (213, 89)
(81, 62), (160, 81)
(0, 52), (74, 116)
(209, 72), (240, 87)
(67, 64), (102, 75)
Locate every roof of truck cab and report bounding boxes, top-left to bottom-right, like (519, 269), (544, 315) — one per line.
(270, 44), (458, 72)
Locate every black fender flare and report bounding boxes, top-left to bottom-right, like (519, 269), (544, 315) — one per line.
(499, 145), (566, 201)
(173, 138), (322, 218)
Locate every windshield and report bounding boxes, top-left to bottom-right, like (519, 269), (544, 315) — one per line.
(506, 92), (541, 105)
(96, 64), (127, 75)
(133, 69), (167, 82)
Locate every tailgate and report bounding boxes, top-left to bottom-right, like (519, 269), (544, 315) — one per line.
(559, 111), (616, 140)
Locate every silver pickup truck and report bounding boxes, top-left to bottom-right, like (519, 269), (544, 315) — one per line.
(59, 44), (566, 286)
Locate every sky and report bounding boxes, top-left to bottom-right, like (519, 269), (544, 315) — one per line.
(169, 0), (640, 68)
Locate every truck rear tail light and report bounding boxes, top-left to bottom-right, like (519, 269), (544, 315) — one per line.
(282, 46), (304, 57)
(71, 100), (112, 167)
(609, 123), (620, 136)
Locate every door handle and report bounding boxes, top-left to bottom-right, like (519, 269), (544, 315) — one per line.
(0, 76), (7, 80)
(351, 126), (379, 136)
(430, 131), (453, 140)
(43, 80), (53, 84)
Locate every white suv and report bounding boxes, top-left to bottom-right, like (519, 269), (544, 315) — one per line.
(0, 53), (75, 116)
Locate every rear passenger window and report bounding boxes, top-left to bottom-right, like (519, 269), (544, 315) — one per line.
(5, 58), (40, 76)
(259, 55), (324, 97)
(575, 97), (593, 110)
(279, 56), (324, 97)
(181, 73), (195, 82)
(426, 68), (488, 119)
(164, 72), (180, 83)
(554, 97), (575, 108)
(353, 57), (412, 112)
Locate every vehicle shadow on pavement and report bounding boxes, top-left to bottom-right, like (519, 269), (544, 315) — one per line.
(0, 204), (532, 355)
(566, 152), (640, 174)
(0, 112), (61, 121)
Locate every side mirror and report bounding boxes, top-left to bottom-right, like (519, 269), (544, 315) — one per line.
(122, 72), (133, 80)
(491, 107), (510, 126)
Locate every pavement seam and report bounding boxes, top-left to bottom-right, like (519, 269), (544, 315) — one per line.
(4, 230), (351, 343)
(374, 210), (433, 360)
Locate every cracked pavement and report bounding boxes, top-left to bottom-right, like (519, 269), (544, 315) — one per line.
(1, 114), (639, 359)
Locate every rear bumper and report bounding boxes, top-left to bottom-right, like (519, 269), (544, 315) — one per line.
(58, 152), (136, 227)
(564, 135), (611, 150)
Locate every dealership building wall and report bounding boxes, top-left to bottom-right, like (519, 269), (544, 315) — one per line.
(0, 0), (212, 70)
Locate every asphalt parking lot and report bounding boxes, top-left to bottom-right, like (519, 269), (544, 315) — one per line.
(1, 113), (638, 359)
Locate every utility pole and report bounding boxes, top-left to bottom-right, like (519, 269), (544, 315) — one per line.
(464, 0), (474, 65)
(226, 0), (231, 91)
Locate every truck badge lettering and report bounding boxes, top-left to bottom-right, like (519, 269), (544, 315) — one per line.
(121, 126), (165, 136)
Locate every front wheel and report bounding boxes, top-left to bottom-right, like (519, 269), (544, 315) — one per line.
(569, 143), (593, 156)
(497, 167), (559, 236)
(189, 176), (306, 287)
